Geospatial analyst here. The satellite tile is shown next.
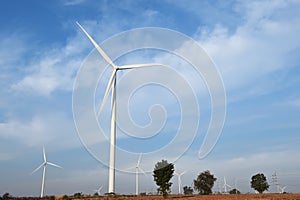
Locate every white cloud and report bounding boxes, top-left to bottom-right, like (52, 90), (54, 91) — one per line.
(0, 112), (79, 149)
(0, 152), (14, 161)
(10, 36), (85, 96)
(62, 0), (86, 6)
(196, 0), (300, 92)
(0, 34), (27, 68)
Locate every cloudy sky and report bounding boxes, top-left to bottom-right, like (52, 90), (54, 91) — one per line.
(1, 0), (300, 197)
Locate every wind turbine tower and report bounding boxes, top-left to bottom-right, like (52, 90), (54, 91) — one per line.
(135, 154), (146, 195)
(77, 21), (167, 194)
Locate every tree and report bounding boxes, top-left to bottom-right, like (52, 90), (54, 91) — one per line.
(193, 170), (216, 195)
(93, 192), (99, 196)
(153, 160), (174, 198)
(229, 188), (241, 194)
(250, 173), (269, 194)
(183, 186), (193, 194)
(73, 192), (83, 198)
(2, 193), (11, 200)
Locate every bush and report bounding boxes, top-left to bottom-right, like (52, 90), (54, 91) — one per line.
(2, 193), (11, 200)
(183, 186), (193, 194)
(229, 188), (241, 194)
(62, 195), (69, 200)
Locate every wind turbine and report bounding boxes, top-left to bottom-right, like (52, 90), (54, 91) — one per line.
(279, 185), (287, 193)
(223, 177), (232, 193)
(128, 153), (146, 195)
(175, 171), (186, 194)
(76, 22), (167, 194)
(93, 185), (103, 195)
(31, 147), (62, 197)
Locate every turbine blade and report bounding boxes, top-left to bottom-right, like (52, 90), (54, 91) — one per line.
(126, 166), (136, 170)
(47, 162), (63, 169)
(118, 63), (168, 70)
(137, 153), (142, 166)
(138, 166), (147, 176)
(180, 171), (186, 176)
(31, 163), (44, 174)
(76, 22), (117, 69)
(43, 146), (46, 162)
(97, 70), (116, 119)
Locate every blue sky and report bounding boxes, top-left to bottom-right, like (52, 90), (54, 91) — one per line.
(1, 0), (300, 196)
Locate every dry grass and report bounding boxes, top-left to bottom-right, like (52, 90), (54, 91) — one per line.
(68, 194), (300, 200)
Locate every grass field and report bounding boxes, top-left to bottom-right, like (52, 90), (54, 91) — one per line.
(56, 194), (300, 200)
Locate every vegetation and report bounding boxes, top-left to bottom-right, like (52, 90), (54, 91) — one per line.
(93, 192), (99, 196)
(183, 186), (194, 194)
(62, 194), (69, 200)
(153, 160), (174, 198)
(105, 192), (116, 196)
(229, 188), (241, 194)
(2, 193), (11, 200)
(73, 192), (83, 198)
(193, 170), (217, 195)
(251, 173), (270, 194)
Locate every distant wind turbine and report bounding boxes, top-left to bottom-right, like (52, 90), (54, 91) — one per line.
(175, 171), (186, 194)
(76, 22), (167, 193)
(128, 153), (146, 195)
(93, 185), (103, 195)
(31, 147), (62, 197)
(223, 177), (232, 193)
(279, 185), (287, 193)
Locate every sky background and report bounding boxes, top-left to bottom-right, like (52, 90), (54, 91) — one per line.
(1, 0), (300, 197)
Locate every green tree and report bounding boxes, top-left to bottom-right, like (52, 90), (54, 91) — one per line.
(229, 188), (241, 194)
(93, 192), (99, 196)
(193, 170), (216, 195)
(73, 192), (82, 198)
(153, 160), (174, 198)
(183, 186), (193, 194)
(2, 193), (11, 200)
(250, 173), (269, 194)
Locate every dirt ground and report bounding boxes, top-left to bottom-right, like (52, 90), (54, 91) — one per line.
(68, 194), (300, 200)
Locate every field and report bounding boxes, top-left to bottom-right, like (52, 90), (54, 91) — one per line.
(64, 194), (300, 200)
(9, 194), (300, 200)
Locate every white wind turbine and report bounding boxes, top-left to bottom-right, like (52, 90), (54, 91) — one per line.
(31, 147), (62, 197)
(128, 153), (146, 195)
(93, 185), (103, 195)
(76, 22), (167, 194)
(223, 177), (232, 193)
(279, 185), (287, 193)
(175, 171), (186, 194)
